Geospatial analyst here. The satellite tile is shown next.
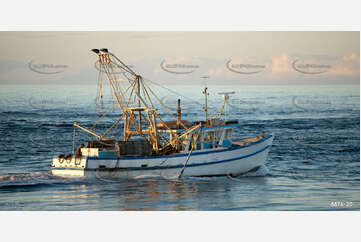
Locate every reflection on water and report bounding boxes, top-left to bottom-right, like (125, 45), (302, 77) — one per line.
(0, 169), (359, 210)
(51, 185), (97, 199)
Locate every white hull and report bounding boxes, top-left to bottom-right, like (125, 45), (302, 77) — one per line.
(51, 134), (274, 179)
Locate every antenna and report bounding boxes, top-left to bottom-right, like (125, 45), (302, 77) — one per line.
(200, 76), (210, 123)
(217, 91), (235, 120)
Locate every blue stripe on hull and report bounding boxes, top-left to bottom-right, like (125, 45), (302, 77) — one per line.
(53, 144), (271, 172)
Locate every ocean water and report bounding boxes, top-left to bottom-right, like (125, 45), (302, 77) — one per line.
(0, 84), (359, 210)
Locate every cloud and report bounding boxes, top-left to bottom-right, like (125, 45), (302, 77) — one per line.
(268, 53), (360, 79)
(271, 54), (293, 75)
(343, 53), (360, 62)
(1, 53), (359, 85)
(328, 53), (360, 76)
(306, 53), (360, 77)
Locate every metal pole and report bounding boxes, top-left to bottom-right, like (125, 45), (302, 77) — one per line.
(178, 144), (194, 179)
(72, 126), (76, 155)
(177, 99), (181, 129)
(200, 76), (209, 123)
(137, 76), (142, 133)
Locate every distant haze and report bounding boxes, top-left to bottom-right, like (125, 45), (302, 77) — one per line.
(0, 31), (359, 85)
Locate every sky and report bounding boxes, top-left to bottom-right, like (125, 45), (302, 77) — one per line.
(0, 31), (359, 85)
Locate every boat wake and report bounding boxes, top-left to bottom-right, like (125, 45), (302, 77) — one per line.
(133, 172), (181, 181)
(0, 165), (271, 189)
(0, 171), (82, 189)
(227, 165), (270, 181)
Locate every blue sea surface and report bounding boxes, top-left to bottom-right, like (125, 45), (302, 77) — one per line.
(0, 84), (359, 210)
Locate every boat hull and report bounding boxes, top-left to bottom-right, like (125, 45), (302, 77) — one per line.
(51, 134), (274, 179)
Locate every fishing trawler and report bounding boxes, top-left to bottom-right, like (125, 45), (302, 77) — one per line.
(50, 49), (274, 178)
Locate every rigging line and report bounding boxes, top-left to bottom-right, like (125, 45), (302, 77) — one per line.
(143, 81), (188, 130)
(146, 77), (220, 118)
(113, 78), (135, 108)
(112, 120), (121, 137)
(95, 71), (136, 132)
(112, 58), (136, 77)
(142, 86), (172, 144)
(100, 114), (123, 138)
(142, 80), (175, 115)
(94, 59), (104, 124)
(90, 101), (115, 131)
(140, 78), (155, 109)
(92, 65), (123, 130)
(107, 54), (135, 77)
(100, 63), (116, 93)
(144, 77), (203, 106)
(98, 58), (103, 99)
(139, 113), (153, 129)
(139, 112), (169, 143)
(126, 81), (136, 108)
(141, 82), (168, 142)
(131, 81), (149, 109)
(93, 64), (123, 127)
(109, 59), (131, 75)
(153, 111), (176, 136)
(103, 62), (122, 93)
(121, 71), (135, 84)
(108, 61), (119, 92)
(108, 60), (128, 98)
(105, 77), (134, 111)
(114, 80), (126, 99)
(108, 52), (137, 76)
(140, 79), (152, 108)
(110, 60), (135, 83)
(102, 66), (125, 110)
(95, 139), (116, 146)
(127, 118), (151, 142)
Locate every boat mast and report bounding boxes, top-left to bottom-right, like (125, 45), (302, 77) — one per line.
(136, 75), (142, 133)
(201, 76), (209, 123)
(217, 91), (235, 120)
(81, 48), (204, 155)
(176, 99), (181, 129)
(91, 49), (165, 148)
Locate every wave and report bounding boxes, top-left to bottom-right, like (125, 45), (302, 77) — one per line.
(39, 123), (75, 127)
(226, 165), (270, 182)
(0, 171), (85, 189)
(338, 147), (360, 153)
(1, 111), (39, 116)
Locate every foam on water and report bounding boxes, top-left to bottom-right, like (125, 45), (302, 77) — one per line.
(0, 171), (70, 188)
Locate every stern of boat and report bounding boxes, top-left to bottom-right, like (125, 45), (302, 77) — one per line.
(51, 155), (87, 177)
